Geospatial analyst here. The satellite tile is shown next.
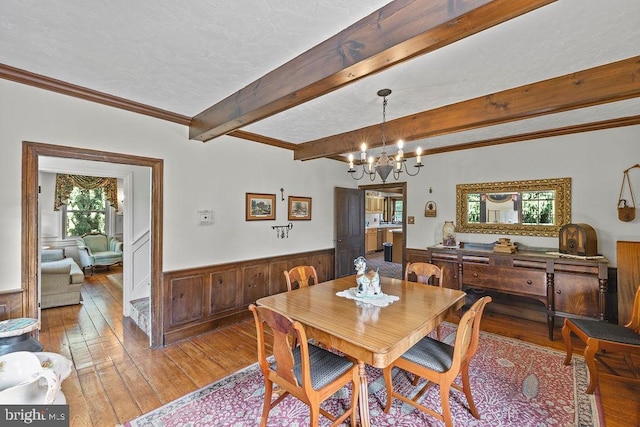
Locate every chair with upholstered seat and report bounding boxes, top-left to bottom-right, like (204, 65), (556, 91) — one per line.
(248, 304), (359, 427)
(562, 286), (640, 394)
(405, 262), (444, 339)
(284, 265), (319, 292)
(382, 296), (492, 427)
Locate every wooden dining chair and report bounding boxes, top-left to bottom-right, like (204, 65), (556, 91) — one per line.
(248, 304), (359, 427)
(405, 262), (443, 286)
(405, 262), (444, 339)
(562, 286), (640, 394)
(284, 265), (318, 292)
(382, 296), (492, 427)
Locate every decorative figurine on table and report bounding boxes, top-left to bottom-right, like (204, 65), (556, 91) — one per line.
(354, 256), (381, 297)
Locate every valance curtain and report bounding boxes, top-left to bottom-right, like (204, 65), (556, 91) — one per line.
(54, 174), (118, 211)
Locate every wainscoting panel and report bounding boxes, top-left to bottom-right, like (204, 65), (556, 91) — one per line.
(0, 290), (23, 321)
(162, 248), (334, 345)
(167, 275), (204, 328)
(209, 268), (239, 316)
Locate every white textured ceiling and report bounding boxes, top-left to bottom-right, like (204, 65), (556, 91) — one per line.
(1, 0), (639, 157)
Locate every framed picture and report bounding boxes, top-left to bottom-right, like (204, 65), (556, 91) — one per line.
(288, 196), (312, 220)
(246, 193), (276, 221)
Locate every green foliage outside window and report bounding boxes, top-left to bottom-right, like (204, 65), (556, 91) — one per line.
(65, 187), (106, 236)
(521, 191), (554, 225)
(467, 194), (481, 223)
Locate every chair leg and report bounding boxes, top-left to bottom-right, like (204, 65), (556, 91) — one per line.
(584, 344), (599, 394)
(436, 324), (442, 341)
(561, 320), (574, 366)
(309, 404), (320, 427)
(260, 379), (273, 427)
(349, 375), (360, 427)
(460, 365), (480, 419)
(382, 367), (394, 413)
(439, 385), (454, 427)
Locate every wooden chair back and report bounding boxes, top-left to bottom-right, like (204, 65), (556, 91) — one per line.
(405, 262), (442, 286)
(284, 265), (318, 292)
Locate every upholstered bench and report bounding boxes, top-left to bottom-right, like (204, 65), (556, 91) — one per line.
(41, 249), (84, 309)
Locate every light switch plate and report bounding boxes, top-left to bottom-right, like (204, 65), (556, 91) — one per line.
(197, 210), (214, 225)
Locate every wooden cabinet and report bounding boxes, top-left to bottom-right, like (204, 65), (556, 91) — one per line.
(365, 228), (377, 253)
(385, 228), (394, 244)
(391, 230), (403, 263)
(376, 228), (384, 251)
(365, 193), (384, 213)
(427, 243), (609, 340)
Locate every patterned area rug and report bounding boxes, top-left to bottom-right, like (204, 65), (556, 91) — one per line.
(123, 324), (600, 426)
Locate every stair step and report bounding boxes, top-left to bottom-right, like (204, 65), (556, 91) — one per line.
(130, 298), (150, 336)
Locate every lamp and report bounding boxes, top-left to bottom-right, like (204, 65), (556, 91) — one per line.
(348, 89), (423, 183)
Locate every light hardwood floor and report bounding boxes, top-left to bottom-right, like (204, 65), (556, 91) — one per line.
(39, 267), (639, 427)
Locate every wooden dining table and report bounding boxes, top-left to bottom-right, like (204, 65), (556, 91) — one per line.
(256, 275), (466, 426)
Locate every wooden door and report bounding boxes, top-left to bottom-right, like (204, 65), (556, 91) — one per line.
(335, 187), (365, 277)
(617, 241), (640, 325)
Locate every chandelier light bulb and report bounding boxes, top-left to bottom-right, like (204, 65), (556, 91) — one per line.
(397, 139), (404, 157)
(360, 143), (367, 161)
(416, 147), (422, 164)
(348, 153), (354, 169)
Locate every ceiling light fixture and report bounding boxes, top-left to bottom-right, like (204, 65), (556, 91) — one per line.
(348, 89), (423, 184)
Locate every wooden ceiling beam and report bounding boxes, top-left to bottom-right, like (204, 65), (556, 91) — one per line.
(189, 0), (556, 142)
(295, 55), (640, 160)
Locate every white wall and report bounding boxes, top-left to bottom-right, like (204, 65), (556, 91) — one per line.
(404, 128), (640, 265)
(0, 79), (355, 292)
(1, 78), (639, 296)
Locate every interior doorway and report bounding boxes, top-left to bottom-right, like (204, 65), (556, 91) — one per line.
(359, 182), (407, 274)
(22, 141), (165, 347)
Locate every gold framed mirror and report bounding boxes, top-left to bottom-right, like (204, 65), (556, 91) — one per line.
(456, 178), (571, 237)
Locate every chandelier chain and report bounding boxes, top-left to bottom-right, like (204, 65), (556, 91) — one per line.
(381, 96), (388, 149)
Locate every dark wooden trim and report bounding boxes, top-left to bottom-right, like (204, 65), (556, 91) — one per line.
(161, 248), (334, 345)
(1, 63), (191, 126)
(190, 0), (556, 141)
(22, 142), (165, 347)
(295, 55), (640, 160)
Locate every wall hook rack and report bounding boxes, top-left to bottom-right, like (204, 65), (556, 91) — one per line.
(272, 222), (293, 238)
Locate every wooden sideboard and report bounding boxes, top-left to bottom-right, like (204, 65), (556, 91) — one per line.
(409, 243), (609, 340)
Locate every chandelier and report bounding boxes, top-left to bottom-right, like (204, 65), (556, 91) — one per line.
(348, 89), (423, 183)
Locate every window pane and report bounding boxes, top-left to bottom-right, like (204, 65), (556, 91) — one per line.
(65, 187), (106, 236)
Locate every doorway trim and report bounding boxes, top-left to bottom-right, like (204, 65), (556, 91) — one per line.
(22, 141), (164, 347)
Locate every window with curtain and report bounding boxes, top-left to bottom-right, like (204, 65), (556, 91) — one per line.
(54, 174), (118, 237)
